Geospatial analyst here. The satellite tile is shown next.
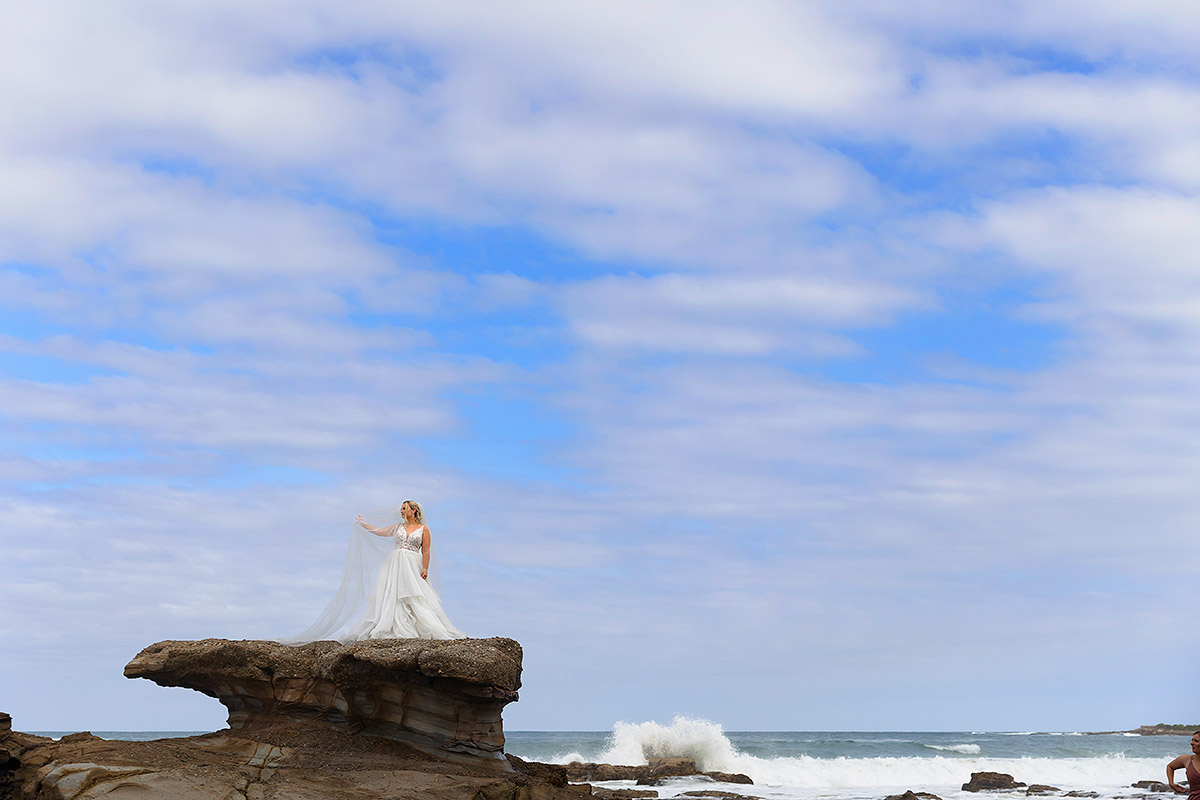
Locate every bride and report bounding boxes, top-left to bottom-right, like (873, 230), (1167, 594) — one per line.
(283, 500), (467, 643)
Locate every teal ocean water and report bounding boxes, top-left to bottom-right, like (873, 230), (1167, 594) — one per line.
(33, 719), (1191, 800)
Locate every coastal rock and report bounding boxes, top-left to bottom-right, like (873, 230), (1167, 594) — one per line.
(963, 772), (1028, 792)
(566, 758), (752, 787)
(706, 771), (755, 784)
(678, 792), (763, 800)
(649, 757), (700, 777)
(1132, 782), (1172, 793)
(567, 762), (647, 781)
(638, 774), (715, 786)
(1064, 792), (1100, 798)
(124, 637), (520, 768)
(1, 716), (590, 800)
(1026, 785), (1061, 795)
(884, 792), (943, 800)
(591, 790), (659, 799)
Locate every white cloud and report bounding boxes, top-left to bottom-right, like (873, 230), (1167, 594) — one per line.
(5, 0), (1200, 733)
(563, 273), (922, 354)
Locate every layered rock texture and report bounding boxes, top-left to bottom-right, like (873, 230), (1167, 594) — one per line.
(0, 637), (595, 799)
(1, 724), (588, 800)
(124, 637), (520, 767)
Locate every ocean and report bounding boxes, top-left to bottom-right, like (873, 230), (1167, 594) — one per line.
(31, 717), (1190, 800)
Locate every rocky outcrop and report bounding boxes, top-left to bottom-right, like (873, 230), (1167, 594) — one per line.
(0, 720), (590, 800)
(0, 636), (598, 798)
(566, 758), (752, 786)
(124, 637), (520, 768)
(591, 789), (659, 799)
(1131, 782), (1172, 793)
(884, 792), (942, 800)
(963, 772), (1027, 792)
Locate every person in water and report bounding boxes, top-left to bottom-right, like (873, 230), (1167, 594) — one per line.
(1166, 731), (1200, 797)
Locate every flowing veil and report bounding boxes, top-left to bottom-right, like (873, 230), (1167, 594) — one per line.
(279, 505), (443, 644)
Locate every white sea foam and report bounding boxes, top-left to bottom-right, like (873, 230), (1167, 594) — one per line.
(555, 717), (1164, 792)
(926, 744), (982, 754)
(724, 753), (1162, 791)
(591, 716), (740, 771)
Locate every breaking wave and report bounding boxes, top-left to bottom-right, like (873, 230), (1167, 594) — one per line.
(926, 743), (982, 754)
(549, 716), (1164, 790)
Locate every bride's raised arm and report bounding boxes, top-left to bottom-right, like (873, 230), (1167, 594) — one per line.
(356, 514), (398, 537)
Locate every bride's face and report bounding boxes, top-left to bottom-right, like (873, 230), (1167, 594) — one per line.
(400, 503), (414, 522)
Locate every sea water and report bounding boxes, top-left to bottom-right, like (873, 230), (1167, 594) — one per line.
(505, 718), (1189, 800)
(34, 718), (1190, 800)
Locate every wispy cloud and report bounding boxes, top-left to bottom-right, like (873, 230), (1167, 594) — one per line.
(2, 0), (1199, 733)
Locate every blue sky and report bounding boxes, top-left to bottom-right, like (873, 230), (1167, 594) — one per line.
(3, 1), (1200, 734)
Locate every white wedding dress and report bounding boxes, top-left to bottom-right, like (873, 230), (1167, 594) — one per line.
(345, 525), (467, 641)
(280, 511), (468, 645)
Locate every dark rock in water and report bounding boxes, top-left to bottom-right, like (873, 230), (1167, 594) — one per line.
(678, 791), (763, 800)
(124, 637), (520, 768)
(1132, 782), (1172, 792)
(1026, 785), (1061, 795)
(639, 774), (716, 786)
(566, 761), (647, 781)
(592, 789), (660, 799)
(648, 757), (700, 777)
(963, 771), (1028, 791)
(707, 770), (755, 784)
(885, 791), (943, 800)
(565, 757), (752, 787)
(1064, 792), (1100, 798)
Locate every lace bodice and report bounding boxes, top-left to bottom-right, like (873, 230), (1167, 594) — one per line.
(395, 525), (424, 553)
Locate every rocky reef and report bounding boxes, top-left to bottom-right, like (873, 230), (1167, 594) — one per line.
(565, 758), (752, 786)
(0, 637), (593, 800)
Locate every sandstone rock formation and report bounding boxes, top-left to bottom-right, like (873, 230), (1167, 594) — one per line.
(124, 637), (520, 768)
(0, 637), (595, 798)
(1, 721), (590, 799)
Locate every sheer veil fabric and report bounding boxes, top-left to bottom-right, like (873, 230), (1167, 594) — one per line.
(280, 505), (456, 644)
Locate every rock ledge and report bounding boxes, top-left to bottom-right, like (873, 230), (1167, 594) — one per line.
(124, 637), (521, 768)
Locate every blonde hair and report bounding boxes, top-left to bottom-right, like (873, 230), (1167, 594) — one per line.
(401, 500), (425, 525)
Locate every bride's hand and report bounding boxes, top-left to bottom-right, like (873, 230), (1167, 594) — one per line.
(355, 514), (367, 528)
(421, 569), (428, 580)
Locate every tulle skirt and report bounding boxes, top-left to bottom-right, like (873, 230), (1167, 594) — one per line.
(344, 549), (467, 641)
